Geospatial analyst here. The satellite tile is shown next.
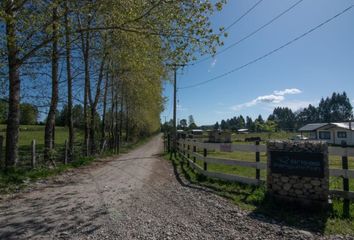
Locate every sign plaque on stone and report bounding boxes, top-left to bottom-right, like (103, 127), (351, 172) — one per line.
(267, 140), (329, 209)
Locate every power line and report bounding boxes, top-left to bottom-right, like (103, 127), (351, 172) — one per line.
(223, 0), (264, 32)
(193, 0), (304, 65)
(179, 4), (354, 90)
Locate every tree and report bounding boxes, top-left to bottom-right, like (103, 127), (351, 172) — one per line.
(245, 116), (253, 131)
(1, 0), (227, 167)
(20, 103), (38, 125)
(2, 1), (64, 167)
(180, 119), (187, 129)
(72, 105), (85, 129)
(44, 5), (60, 163)
(272, 107), (296, 131)
(188, 115), (195, 126)
(295, 104), (319, 127)
(220, 120), (228, 130)
(261, 120), (277, 139)
(214, 122), (220, 130)
(0, 100), (7, 123)
(189, 122), (197, 129)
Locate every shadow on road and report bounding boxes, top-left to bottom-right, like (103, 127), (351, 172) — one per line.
(0, 186), (106, 240)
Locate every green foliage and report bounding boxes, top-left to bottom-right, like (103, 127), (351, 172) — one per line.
(179, 119), (187, 129)
(0, 100), (7, 124)
(20, 103), (38, 125)
(215, 92), (353, 132)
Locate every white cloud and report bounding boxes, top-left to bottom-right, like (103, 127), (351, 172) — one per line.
(256, 94), (284, 103)
(231, 88), (302, 111)
(273, 88), (302, 96)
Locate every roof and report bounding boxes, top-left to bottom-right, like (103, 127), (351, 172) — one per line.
(298, 123), (328, 131)
(299, 122), (354, 131)
(237, 128), (249, 132)
(331, 122), (354, 130)
(191, 129), (203, 132)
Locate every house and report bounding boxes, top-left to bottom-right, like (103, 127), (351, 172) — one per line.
(237, 128), (249, 134)
(188, 129), (204, 139)
(177, 130), (187, 139)
(298, 122), (354, 145)
(207, 130), (231, 143)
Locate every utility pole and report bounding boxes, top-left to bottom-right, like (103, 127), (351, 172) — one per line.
(167, 64), (185, 158)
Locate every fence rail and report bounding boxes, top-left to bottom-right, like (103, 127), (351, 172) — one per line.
(177, 139), (354, 200)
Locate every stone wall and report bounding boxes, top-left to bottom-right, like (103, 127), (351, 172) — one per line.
(267, 140), (329, 206)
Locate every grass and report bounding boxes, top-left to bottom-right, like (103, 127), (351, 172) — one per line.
(0, 156), (95, 193)
(231, 131), (305, 143)
(0, 124), (71, 146)
(165, 152), (354, 236)
(202, 150), (354, 192)
(0, 132), (157, 194)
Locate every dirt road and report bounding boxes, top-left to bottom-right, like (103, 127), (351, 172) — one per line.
(0, 135), (335, 239)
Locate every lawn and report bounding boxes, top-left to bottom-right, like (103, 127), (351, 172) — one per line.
(231, 131), (303, 142)
(0, 124), (84, 168)
(0, 124), (73, 146)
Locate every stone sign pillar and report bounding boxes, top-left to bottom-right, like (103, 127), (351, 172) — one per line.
(267, 141), (329, 208)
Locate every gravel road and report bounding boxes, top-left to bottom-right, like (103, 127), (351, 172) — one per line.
(0, 134), (351, 239)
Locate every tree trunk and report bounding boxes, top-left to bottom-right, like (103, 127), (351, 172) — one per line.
(101, 72), (109, 149)
(5, 5), (20, 167)
(44, 7), (59, 164)
(115, 82), (119, 151)
(110, 75), (115, 148)
(89, 52), (106, 154)
(80, 19), (91, 156)
(125, 105), (129, 142)
(119, 84), (124, 139)
(65, 0), (74, 161)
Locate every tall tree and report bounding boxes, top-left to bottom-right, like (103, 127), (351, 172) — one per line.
(44, 5), (59, 163)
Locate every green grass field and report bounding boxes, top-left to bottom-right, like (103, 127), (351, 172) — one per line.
(200, 150), (354, 192)
(231, 131), (303, 142)
(0, 124), (74, 146)
(0, 124), (85, 168)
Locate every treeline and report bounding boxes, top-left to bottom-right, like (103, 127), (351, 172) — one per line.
(0, 101), (38, 125)
(0, 1), (226, 168)
(215, 92), (353, 132)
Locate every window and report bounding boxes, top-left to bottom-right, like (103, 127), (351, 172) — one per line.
(337, 131), (347, 138)
(319, 131), (331, 140)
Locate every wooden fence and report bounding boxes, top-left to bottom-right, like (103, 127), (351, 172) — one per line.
(176, 139), (354, 201)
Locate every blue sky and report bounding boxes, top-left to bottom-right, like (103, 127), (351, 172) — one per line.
(161, 0), (354, 126)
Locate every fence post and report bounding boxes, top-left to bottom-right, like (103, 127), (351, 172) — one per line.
(193, 145), (196, 163)
(187, 144), (190, 167)
(341, 141), (350, 217)
(0, 136), (3, 167)
(203, 148), (207, 171)
(255, 140), (260, 181)
(31, 139), (36, 169)
(64, 139), (68, 165)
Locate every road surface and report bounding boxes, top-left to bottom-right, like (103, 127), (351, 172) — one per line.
(0, 135), (336, 239)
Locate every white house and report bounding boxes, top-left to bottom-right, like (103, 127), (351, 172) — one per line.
(298, 122), (354, 145)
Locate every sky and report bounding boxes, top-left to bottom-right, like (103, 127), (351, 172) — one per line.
(160, 0), (354, 126)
